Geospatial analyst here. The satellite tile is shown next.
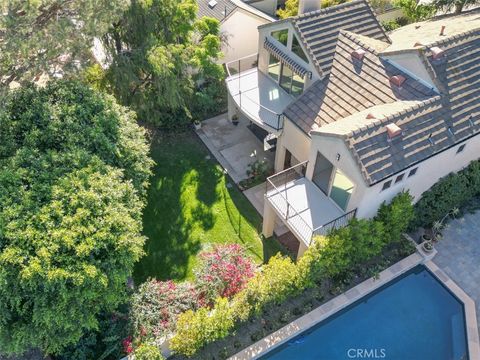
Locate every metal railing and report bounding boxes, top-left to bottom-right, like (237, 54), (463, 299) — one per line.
(265, 161), (357, 245)
(225, 53), (284, 131)
(225, 53), (259, 77)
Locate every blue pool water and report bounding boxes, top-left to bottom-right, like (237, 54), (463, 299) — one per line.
(261, 266), (468, 360)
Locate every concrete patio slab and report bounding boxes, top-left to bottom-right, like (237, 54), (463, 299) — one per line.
(198, 113), (275, 184)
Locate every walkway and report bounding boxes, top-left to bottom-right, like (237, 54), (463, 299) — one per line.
(434, 210), (480, 332)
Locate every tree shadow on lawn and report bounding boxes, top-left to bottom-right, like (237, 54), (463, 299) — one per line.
(133, 133), (221, 283)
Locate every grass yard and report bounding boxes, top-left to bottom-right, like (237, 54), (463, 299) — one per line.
(133, 131), (286, 283)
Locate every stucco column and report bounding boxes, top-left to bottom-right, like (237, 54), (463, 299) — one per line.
(262, 201), (276, 238)
(227, 92), (236, 121)
(297, 241), (308, 259)
(274, 135), (286, 173)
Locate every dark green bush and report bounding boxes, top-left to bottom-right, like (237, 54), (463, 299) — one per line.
(413, 160), (480, 227)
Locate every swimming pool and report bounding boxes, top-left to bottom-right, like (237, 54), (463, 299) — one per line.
(261, 266), (468, 360)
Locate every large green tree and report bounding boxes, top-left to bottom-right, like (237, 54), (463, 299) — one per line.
(103, 0), (224, 127)
(0, 80), (153, 355)
(0, 0), (127, 88)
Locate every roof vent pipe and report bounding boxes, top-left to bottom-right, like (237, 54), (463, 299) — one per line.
(299, 0), (321, 14)
(440, 25), (446, 36)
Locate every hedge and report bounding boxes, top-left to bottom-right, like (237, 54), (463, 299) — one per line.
(413, 160), (480, 227)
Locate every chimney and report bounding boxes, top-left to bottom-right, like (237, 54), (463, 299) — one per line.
(390, 75), (406, 87)
(440, 25), (446, 36)
(351, 48), (366, 61)
(414, 42), (424, 47)
(386, 123), (402, 139)
(366, 113), (376, 119)
(299, 0), (321, 14)
(430, 46), (445, 60)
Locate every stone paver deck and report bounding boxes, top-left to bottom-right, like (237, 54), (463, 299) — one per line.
(433, 211), (480, 333)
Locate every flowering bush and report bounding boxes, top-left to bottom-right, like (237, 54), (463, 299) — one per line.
(130, 280), (199, 339)
(194, 244), (256, 303)
(134, 342), (165, 360)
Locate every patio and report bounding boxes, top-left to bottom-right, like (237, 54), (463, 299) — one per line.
(197, 113), (275, 184)
(433, 210), (480, 332)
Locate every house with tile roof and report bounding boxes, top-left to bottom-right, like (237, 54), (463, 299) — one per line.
(224, 1), (480, 257)
(198, 0), (278, 64)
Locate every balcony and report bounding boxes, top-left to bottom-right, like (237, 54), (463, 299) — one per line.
(225, 54), (294, 134)
(265, 162), (356, 246)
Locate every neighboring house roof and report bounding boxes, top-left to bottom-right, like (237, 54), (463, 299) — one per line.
(313, 25), (480, 185)
(285, 31), (437, 135)
(291, 0), (390, 76)
(197, 0), (237, 22)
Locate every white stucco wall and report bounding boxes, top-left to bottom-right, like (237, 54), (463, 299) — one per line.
(307, 135), (368, 213)
(274, 118), (311, 172)
(309, 132), (480, 219)
(221, 9), (271, 64)
(355, 135), (480, 219)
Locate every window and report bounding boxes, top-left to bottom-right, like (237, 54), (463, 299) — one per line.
(291, 73), (305, 97)
(271, 29), (288, 46)
(279, 64), (293, 93)
(457, 143), (466, 154)
(292, 36), (309, 63)
(268, 54), (281, 82)
(395, 173), (404, 184)
(408, 167), (418, 177)
(382, 180), (392, 191)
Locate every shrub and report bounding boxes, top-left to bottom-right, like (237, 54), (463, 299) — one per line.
(241, 255), (299, 315)
(413, 160), (480, 227)
(194, 244), (255, 304)
(393, 0), (435, 22)
(376, 191), (414, 243)
(170, 298), (235, 357)
(134, 342), (164, 360)
(130, 280), (199, 340)
(382, 17), (409, 31)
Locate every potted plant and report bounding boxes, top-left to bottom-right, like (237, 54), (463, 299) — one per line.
(419, 232), (431, 243)
(432, 207), (460, 241)
(232, 114), (239, 125)
(193, 120), (201, 130)
(422, 240), (434, 253)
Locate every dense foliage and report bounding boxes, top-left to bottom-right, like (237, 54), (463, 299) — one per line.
(413, 160), (480, 227)
(393, 0), (435, 22)
(0, 0), (127, 88)
(194, 244), (255, 304)
(0, 81), (153, 355)
(134, 342), (165, 360)
(433, 0), (478, 14)
(277, 0), (349, 19)
(103, 0), (225, 127)
(130, 280), (199, 340)
(170, 192), (415, 357)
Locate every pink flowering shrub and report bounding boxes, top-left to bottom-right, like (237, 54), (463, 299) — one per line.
(194, 244), (256, 304)
(130, 280), (199, 339)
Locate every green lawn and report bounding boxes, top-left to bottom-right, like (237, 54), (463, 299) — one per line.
(133, 131), (286, 283)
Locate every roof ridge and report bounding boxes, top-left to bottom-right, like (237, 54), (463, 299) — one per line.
(428, 27), (480, 49)
(292, 0), (366, 22)
(339, 30), (384, 55)
(345, 96), (442, 138)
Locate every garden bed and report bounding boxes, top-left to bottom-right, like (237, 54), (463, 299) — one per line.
(170, 237), (416, 360)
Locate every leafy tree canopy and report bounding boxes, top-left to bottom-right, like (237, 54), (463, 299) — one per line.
(103, 0), (225, 127)
(0, 80), (153, 355)
(0, 0), (128, 88)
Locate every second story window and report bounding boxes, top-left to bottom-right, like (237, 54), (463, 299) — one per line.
(408, 167), (418, 177)
(395, 173), (404, 183)
(456, 143), (466, 154)
(292, 36), (309, 63)
(271, 29), (288, 46)
(268, 54), (281, 82)
(382, 180), (392, 191)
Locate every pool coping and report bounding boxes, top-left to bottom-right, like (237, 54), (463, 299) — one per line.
(425, 261), (480, 360)
(228, 251), (424, 360)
